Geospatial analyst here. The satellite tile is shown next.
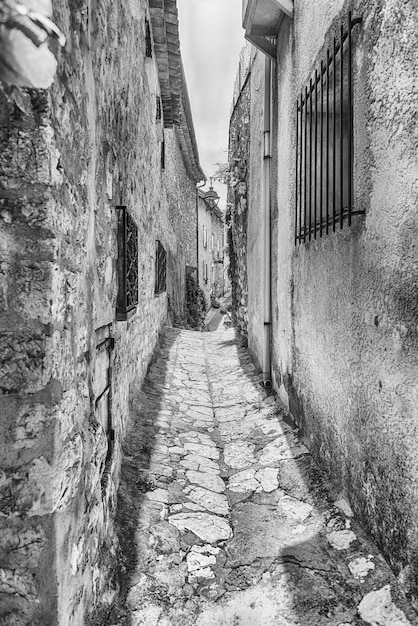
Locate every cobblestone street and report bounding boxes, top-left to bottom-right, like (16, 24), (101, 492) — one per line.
(111, 326), (416, 626)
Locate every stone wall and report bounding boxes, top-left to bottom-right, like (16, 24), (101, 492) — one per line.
(240, 0), (418, 606)
(227, 72), (251, 344)
(165, 128), (199, 318)
(0, 1), (200, 623)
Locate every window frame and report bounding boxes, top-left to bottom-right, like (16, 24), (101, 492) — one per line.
(155, 240), (167, 295)
(116, 206), (139, 321)
(295, 12), (363, 245)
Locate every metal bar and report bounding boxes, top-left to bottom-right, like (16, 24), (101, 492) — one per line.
(348, 11), (353, 226)
(299, 28), (350, 107)
(340, 24), (344, 229)
(320, 59), (324, 237)
(332, 38), (336, 233)
(295, 102), (298, 244)
(304, 86), (307, 242)
(299, 94), (303, 244)
(326, 50), (329, 235)
(309, 77), (313, 241)
(314, 68), (318, 239)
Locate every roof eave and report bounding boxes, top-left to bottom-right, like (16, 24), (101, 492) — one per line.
(242, 0), (293, 59)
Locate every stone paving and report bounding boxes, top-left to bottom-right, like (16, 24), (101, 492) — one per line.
(111, 325), (417, 626)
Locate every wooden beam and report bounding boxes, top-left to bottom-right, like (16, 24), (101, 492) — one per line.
(245, 34), (277, 60)
(271, 0), (293, 18)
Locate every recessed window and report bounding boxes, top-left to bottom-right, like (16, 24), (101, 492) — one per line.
(203, 261), (208, 284)
(116, 206), (139, 320)
(145, 18), (152, 58)
(295, 12), (362, 244)
(203, 226), (208, 249)
(156, 96), (162, 121)
(155, 240), (167, 294)
(161, 137), (165, 170)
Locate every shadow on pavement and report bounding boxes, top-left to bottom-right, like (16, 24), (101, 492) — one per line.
(90, 328), (181, 626)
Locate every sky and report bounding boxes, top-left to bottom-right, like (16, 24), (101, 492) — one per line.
(177, 0), (246, 208)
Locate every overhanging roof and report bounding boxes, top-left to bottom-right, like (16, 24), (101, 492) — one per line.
(242, 0), (293, 59)
(149, 0), (205, 183)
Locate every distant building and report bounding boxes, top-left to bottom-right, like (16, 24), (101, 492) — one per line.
(0, 1), (204, 623)
(197, 185), (225, 307)
(229, 0), (418, 603)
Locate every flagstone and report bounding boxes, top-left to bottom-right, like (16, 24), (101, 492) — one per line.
(168, 512), (232, 543)
(224, 441), (257, 469)
(255, 467), (279, 492)
(228, 469), (258, 493)
(186, 470), (225, 493)
(184, 442), (219, 460)
(180, 455), (220, 473)
(186, 487), (229, 515)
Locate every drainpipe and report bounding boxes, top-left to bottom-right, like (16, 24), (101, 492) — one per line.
(262, 54), (272, 389)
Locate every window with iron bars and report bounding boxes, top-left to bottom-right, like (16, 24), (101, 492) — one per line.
(116, 206), (139, 320)
(155, 240), (167, 294)
(295, 12), (362, 245)
(145, 18), (152, 58)
(161, 136), (165, 170)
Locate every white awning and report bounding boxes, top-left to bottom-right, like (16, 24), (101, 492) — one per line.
(242, 0), (293, 59)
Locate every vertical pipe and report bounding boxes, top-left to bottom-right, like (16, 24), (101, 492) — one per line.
(262, 54), (272, 388)
(332, 38), (336, 232)
(348, 11), (353, 226)
(295, 99), (299, 245)
(320, 60), (324, 237)
(340, 24), (344, 229)
(299, 94), (303, 244)
(314, 69), (318, 239)
(309, 78), (313, 241)
(303, 86), (307, 242)
(326, 50), (329, 234)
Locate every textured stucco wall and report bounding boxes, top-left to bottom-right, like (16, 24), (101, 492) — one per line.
(246, 52), (264, 371)
(269, 0), (418, 603)
(0, 1), (198, 623)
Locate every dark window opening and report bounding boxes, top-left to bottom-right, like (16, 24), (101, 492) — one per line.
(156, 96), (162, 121)
(161, 137), (165, 170)
(145, 18), (152, 58)
(295, 12), (362, 245)
(116, 206), (139, 320)
(155, 240), (167, 294)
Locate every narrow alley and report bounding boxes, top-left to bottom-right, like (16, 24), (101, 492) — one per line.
(104, 324), (416, 626)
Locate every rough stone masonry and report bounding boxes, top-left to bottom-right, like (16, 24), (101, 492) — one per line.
(92, 323), (418, 626)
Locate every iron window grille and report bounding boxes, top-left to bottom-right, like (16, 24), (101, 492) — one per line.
(116, 206), (139, 320)
(145, 18), (152, 57)
(295, 12), (362, 245)
(155, 240), (167, 294)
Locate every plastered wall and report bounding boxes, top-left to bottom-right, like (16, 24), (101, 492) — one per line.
(0, 1), (198, 623)
(269, 0), (418, 603)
